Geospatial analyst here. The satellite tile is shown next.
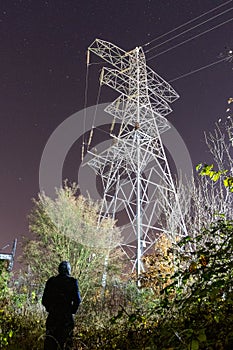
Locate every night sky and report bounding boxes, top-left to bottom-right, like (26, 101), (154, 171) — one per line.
(0, 0), (232, 261)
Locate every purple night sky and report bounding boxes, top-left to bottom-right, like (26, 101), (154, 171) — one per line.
(0, 0), (232, 262)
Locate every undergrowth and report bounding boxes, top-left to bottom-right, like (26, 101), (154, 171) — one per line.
(1, 219), (233, 349)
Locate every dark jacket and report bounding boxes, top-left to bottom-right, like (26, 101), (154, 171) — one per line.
(42, 274), (81, 315)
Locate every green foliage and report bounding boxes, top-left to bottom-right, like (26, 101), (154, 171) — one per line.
(2, 218), (233, 349)
(0, 184), (127, 348)
(155, 217), (233, 349)
(2, 175), (233, 348)
(0, 262), (12, 348)
(0, 261), (45, 349)
(196, 163), (233, 191)
(22, 183), (123, 300)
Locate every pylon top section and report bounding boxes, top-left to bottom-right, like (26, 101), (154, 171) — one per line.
(88, 39), (179, 104)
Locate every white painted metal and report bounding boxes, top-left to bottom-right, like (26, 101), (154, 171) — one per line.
(86, 39), (187, 278)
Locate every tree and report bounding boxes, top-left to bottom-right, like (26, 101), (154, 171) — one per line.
(159, 102), (233, 254)
(138, 234), (174, 295)
(139, 100), (233, 291)
(22, 183), (123, 300)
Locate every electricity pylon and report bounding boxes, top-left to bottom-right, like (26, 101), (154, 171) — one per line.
(85, 39), (187, 278)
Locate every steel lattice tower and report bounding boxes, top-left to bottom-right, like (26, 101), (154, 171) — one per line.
(85, 39), (187, 277)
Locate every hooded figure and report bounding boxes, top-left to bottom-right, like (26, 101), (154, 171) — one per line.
(42, 261), (81, 350)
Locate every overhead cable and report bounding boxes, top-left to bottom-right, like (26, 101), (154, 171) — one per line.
(143, 0), (232, 48)
(169, 57), (227, 83)
(145, 5), (233, 54)
(147, 16), (233, 61)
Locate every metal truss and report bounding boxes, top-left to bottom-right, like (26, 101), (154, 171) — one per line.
(86, 39), (187, 277)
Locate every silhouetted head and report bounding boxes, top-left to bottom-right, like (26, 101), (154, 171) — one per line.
(58, 261), (71, 276)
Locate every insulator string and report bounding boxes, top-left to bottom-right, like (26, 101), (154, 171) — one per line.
(87, 81), (102, 151)
(82, 50), (90, 160)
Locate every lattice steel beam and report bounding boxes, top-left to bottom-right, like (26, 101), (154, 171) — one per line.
(86, 39), (187, 281)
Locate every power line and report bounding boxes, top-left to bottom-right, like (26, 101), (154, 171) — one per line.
(169, 49), (233, 82)
(169, 57), (227, 83)
(143, 0), (232, 48)
(145, 5), (233, 54)
(147, 16), (233, 61)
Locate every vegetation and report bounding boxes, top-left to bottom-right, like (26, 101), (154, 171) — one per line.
(22, 183), (123, 299)
(2, 216), (233, 349)
(1, 103), (232, 349)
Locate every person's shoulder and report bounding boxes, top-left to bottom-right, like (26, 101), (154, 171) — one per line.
(69, 276), (77, 282)
(69, 276), (79, 286)
(46, 276), (56, 284)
